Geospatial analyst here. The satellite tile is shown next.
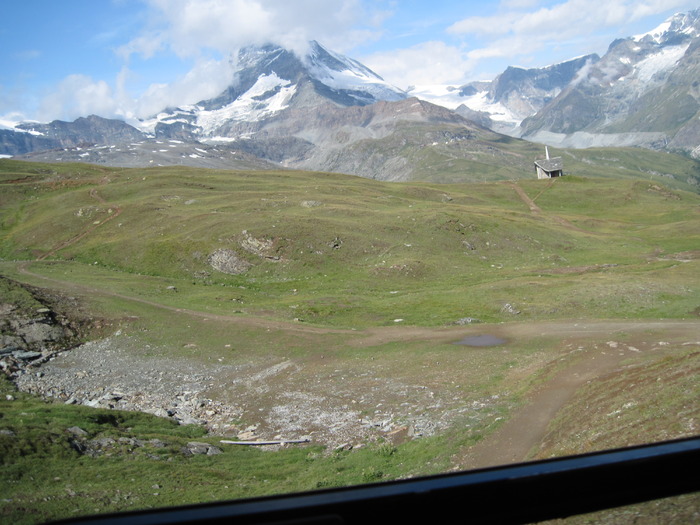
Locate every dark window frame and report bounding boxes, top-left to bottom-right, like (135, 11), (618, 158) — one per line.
(56, 435), (700, 525)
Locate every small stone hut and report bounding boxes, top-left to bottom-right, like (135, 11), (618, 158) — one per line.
(534, 147), (563, 179)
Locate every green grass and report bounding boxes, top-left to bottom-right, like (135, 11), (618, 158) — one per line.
(0, 374), (480, 524)
(534, 346), (700, 458)
(1, 160), (698, 328)
(0, 276), (45, 316)
(1, 160), (699, 523)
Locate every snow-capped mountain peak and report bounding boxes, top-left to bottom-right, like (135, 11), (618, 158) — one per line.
(138, 41), (407, 140)
(304, 41), (406, 104)
(634, 9), (699, 44)
(305, 41), (379, 79)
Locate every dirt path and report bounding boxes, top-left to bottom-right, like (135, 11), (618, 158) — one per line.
(17, 262), (349, 337)
(506, 181), (589, 233)
(509, 181), (542, 213)
(20, 261), (693, 349)
(37, 184), (122, 261)
(457, 344), (631, 469)
(456, 321), (700, 470)
(11, 261), (700, 455)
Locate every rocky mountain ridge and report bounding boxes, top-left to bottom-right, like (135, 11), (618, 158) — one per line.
(412, 9), (700, 156)
(519, 9), (700, 153)
(2, 9), (700, 174)
(139, 40), (407, 142)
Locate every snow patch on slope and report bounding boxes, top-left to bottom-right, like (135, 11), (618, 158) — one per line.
(0, 118), (45, 136)
(634, 44), (689, 83)
(196, 73), (296, 134)
(635, 20), (673, 43)
(409, 84), (519, 126)
(407, 85), (467, 109)
(634, 12), (698, 44)
(305, 42), (405, 102)
(137, 73), (297, 136)
(460, 91), (519, 124)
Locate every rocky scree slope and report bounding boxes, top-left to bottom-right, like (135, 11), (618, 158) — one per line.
(519, 9), (700, 155)
(0, 277), (88, 378)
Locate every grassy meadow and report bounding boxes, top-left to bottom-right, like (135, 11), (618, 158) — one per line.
(0, 157), (699, 523)
(1, 158), (698, 328)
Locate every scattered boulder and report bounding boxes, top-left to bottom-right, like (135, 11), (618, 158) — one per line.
(208, 249), (252, 275)
(11, 351), (43, 361)
(239, 231), (280, 260)
(66, 426), (88, 437)
(11, 319), (64, 346)
(0, 343), (21, 356)
(237, 430), (258, 441)
(183, 441), (222, 456)
(0, 277), (85, 380)
(501, 303), (521, 315)
(454, 317), (481, 325)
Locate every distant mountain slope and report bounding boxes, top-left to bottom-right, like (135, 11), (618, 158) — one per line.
(413, 55), (598, 135)
(8, 40), (543, 182)
(139, 40), (407, 141)
(519, 9), (700, 154)
(0, 115), (144, 156)
(413, 9), (700, 157)
(4, 11), (700, 175)
(16, 97), (513, 182)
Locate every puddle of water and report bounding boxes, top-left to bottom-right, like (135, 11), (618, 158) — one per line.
(453, 335), (507, 347)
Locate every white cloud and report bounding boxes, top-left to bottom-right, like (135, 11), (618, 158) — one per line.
(13, 50), (42, 61)
(448, 0), (693, 64)
(363, 41), (474, 90)
(32, 0), (388, 122)
(121, 0), (384, 59)
(570, 56), (597, 86)
(31, 57), (237, 122)
(134, 57), (235, 116)
(26, 0), (698, 123)
(499, 0), (540, 8)
(106, 0), (387, 118)
(38, 75), (118, 122)
(116, 33), (165, 61)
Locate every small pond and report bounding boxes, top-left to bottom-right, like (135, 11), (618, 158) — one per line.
(453, 335), (507, 347)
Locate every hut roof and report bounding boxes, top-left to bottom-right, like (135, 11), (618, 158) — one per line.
(534, 157), (563, 173)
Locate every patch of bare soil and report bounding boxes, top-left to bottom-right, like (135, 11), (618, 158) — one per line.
(10, 265), (700, 456)
(455, 322), (700, 470)
(652, 249), (700, 263)
(13, 332), (503, 448)
(506, 181), (590, 233)
(536, 263), (618, 275)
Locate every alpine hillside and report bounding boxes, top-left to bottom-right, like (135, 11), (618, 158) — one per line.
(3, 40), (521, 182)
(2, 9), (700, 176)
(413, 9), (700, 157)
(520, 9), (700, 152)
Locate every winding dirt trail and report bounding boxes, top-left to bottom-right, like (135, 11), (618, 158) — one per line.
(12, 261), (700, 463)
(458, 343), (635, 469)
(456, 320), (700, 470)
(37, 183), (122, 261)
(506, 181), (589, 233)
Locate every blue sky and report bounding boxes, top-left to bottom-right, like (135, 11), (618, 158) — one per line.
(1, 0), (698, 123)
